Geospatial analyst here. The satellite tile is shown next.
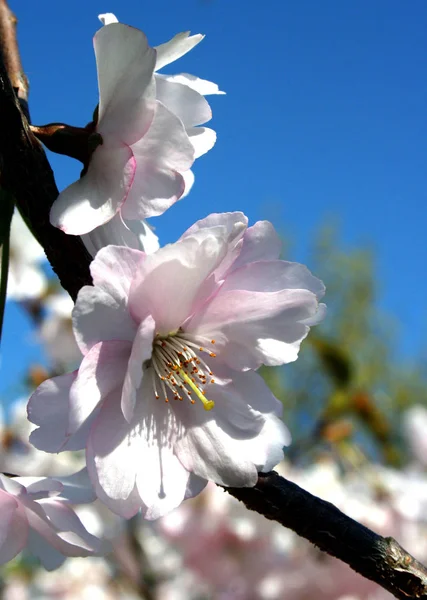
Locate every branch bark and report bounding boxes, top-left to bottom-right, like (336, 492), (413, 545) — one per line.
(1, 2), (427, 599)
(228, 472), (427, 599)
(0, 0), (92, 300)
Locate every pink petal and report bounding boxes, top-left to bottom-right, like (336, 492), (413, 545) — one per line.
(69, 340), (132, 435)
(187, 284), (320, 370)
(95, 23), (156, 145)
(122, 102), (195, 220)
(129, 229), (228, 334)
(180, 212), (248, 280)
(231, 221), (282, 273)
(50, 145), (135, 235)
(0, 490), (28, 565)
(155, 74), (212, 128)
(121, 316), (156, 422)
(155, 32), (204, 71)
(90, 244), (145, 299)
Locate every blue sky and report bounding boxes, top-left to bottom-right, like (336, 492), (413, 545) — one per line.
(1, 0), (426, 398)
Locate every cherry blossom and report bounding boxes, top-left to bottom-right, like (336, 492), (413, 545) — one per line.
(50, 15), (222, 256)
(28, 212), (325, 520)
(0, 471), (101, 570)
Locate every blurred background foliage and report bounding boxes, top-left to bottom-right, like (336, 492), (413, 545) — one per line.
(262, 223), (427, 468)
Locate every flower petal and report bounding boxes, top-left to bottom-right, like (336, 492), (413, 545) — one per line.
(129, 228), (228, 334)
(0, 490), (28, 565)
(180, 212), (248, 280)
(86, 389), (142, 518)
(174, 372), (288, 485)
(187, 261), (323, 369)
(134, 381), (190, 520)
(98, 13), (118, 25)
(155, 74), (212, 128)
(155, 32), (204, 71)
(90, 244), (145, 300)
(231, 221), (282, 272)
(54, 469), (96, 505)
(165, 73), (225, 96)
(121, 316), (156, 422)
(81, 214), (159, 256)
(187, 126), (217, 158)
(95, 23), (156, 145)
(69, 340), (131, 435)
(122, 102), (195, 220)
(27, 373), (75, 453)
(73, 280), (138, 355)
(50, 145), (135, 235)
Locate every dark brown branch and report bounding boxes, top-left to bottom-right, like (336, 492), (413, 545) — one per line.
(0, 0), (28, 118)
(0, 0), (92, 300)
(228, 471), (427, 600)
(1, 3), (427, 599)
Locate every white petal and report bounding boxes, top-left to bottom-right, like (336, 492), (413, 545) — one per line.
(81, 213), (157, 256)
(179, 169), (195, 198)
(121, 316), (156, 422)
(98, 13), (118, 25)
(68, 340), (131, 435)
(134, 378), (189, 520)
(187, 126), (217, 158)
(174, 372), (288, 485)
(164, 73), (225, 96)
(155, 74), (212, 128)
(73, 284), (137, 355)
(86, 390), (142, 518)
(50, 145), (135, 235)
(95, 23), (156, 145)
(155, 32), (204, 71)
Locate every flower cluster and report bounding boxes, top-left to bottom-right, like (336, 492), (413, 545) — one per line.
(3, 9), (328, 574)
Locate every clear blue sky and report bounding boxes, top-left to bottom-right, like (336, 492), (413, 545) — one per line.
(2, 0), (426, 399)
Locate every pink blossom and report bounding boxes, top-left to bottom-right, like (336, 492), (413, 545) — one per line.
(0, 471), (101, 570)
(28, 213), (325, 520)
(50, 16), (221, 256)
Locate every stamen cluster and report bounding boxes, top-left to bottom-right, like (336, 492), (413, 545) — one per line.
(151, 332), (217, 410)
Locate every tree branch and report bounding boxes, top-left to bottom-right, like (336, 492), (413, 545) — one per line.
(228, 471), (427, 600)
(1, 3), (427, 599)
(0, 0), (92, 300)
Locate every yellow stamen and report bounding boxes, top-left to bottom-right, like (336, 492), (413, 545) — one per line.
(179, 369), (215, 411)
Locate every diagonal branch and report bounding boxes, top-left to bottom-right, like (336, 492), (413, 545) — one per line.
(228, 471), (427, 600)
(1, 2), (426, 599)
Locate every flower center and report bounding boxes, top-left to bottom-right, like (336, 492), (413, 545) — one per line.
(151, 332), (217, 411)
